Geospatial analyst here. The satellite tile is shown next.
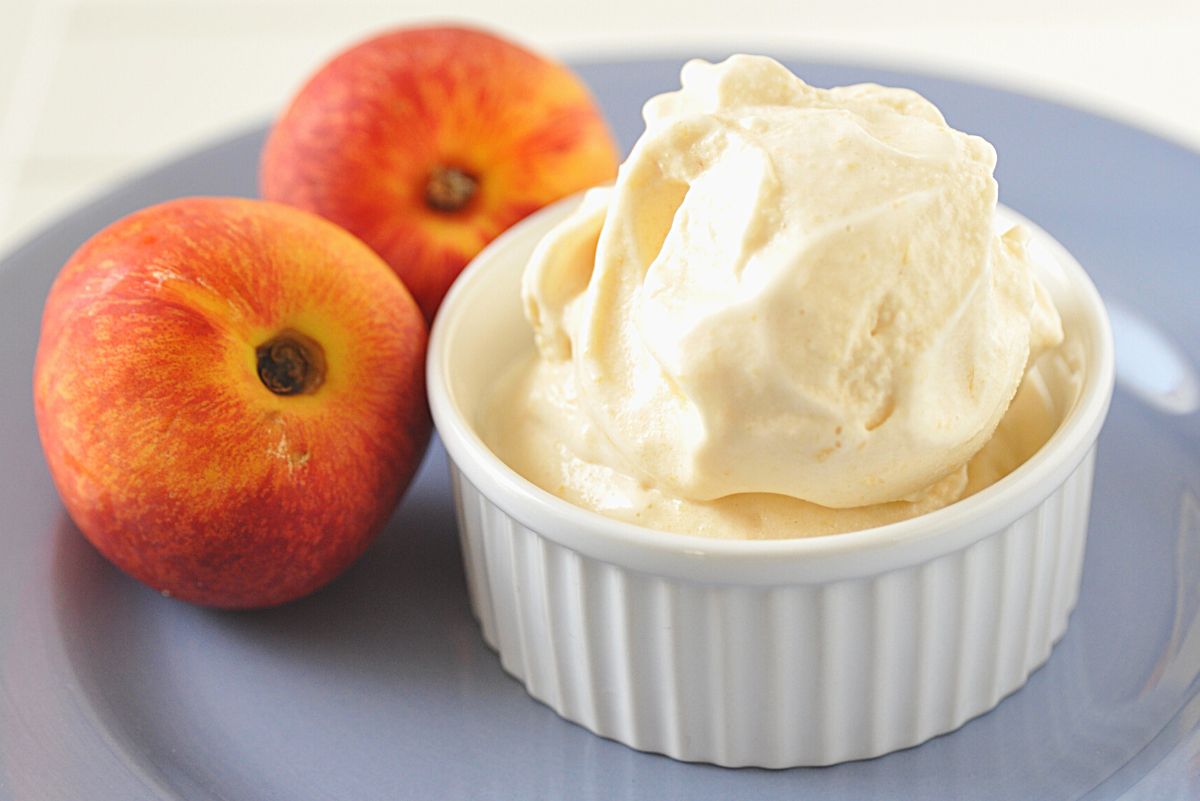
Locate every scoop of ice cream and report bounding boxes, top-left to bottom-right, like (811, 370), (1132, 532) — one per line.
(524, 55), (1062, 509)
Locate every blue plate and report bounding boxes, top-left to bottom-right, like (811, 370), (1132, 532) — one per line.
(2, 57), (1199, 800)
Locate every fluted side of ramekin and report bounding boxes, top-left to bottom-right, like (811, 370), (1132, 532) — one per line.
(449, 448), (1095, 768)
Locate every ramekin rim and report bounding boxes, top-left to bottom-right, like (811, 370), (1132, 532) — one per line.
(427, 193), (1115, 578)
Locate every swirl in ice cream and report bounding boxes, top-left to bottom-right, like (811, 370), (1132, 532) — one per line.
(483, 55), (1066, 538)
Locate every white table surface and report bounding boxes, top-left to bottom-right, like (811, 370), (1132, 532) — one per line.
(2, 0), (1198, 259)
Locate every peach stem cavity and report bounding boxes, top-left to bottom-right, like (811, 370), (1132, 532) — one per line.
(256, 330), (326, 396)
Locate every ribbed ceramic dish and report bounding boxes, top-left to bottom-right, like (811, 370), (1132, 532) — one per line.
(428, 196), (1115, 768)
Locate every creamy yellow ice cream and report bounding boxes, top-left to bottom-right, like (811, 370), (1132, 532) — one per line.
(482, 55), (1066, 539)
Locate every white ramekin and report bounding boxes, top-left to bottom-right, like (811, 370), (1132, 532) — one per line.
(428, 195), (1115, 768)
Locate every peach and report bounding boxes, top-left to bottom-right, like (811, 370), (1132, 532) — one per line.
(260, 25), (620, 321)
(33, 197), (430, 608)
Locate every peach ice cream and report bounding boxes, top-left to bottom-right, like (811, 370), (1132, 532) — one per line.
(483, 55), (1065, 538)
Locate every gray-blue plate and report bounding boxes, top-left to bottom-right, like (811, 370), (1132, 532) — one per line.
(2, 57), (1199, 801)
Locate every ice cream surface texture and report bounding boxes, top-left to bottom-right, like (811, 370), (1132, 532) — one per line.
(483, 55), (1065, 538)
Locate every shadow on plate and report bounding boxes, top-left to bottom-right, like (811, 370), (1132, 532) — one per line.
(50, 444), (494, 684)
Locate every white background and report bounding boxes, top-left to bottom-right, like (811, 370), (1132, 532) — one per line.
(2, 0), (1198, 258)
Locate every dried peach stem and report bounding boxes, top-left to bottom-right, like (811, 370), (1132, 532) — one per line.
(425, 166), (478, 212)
